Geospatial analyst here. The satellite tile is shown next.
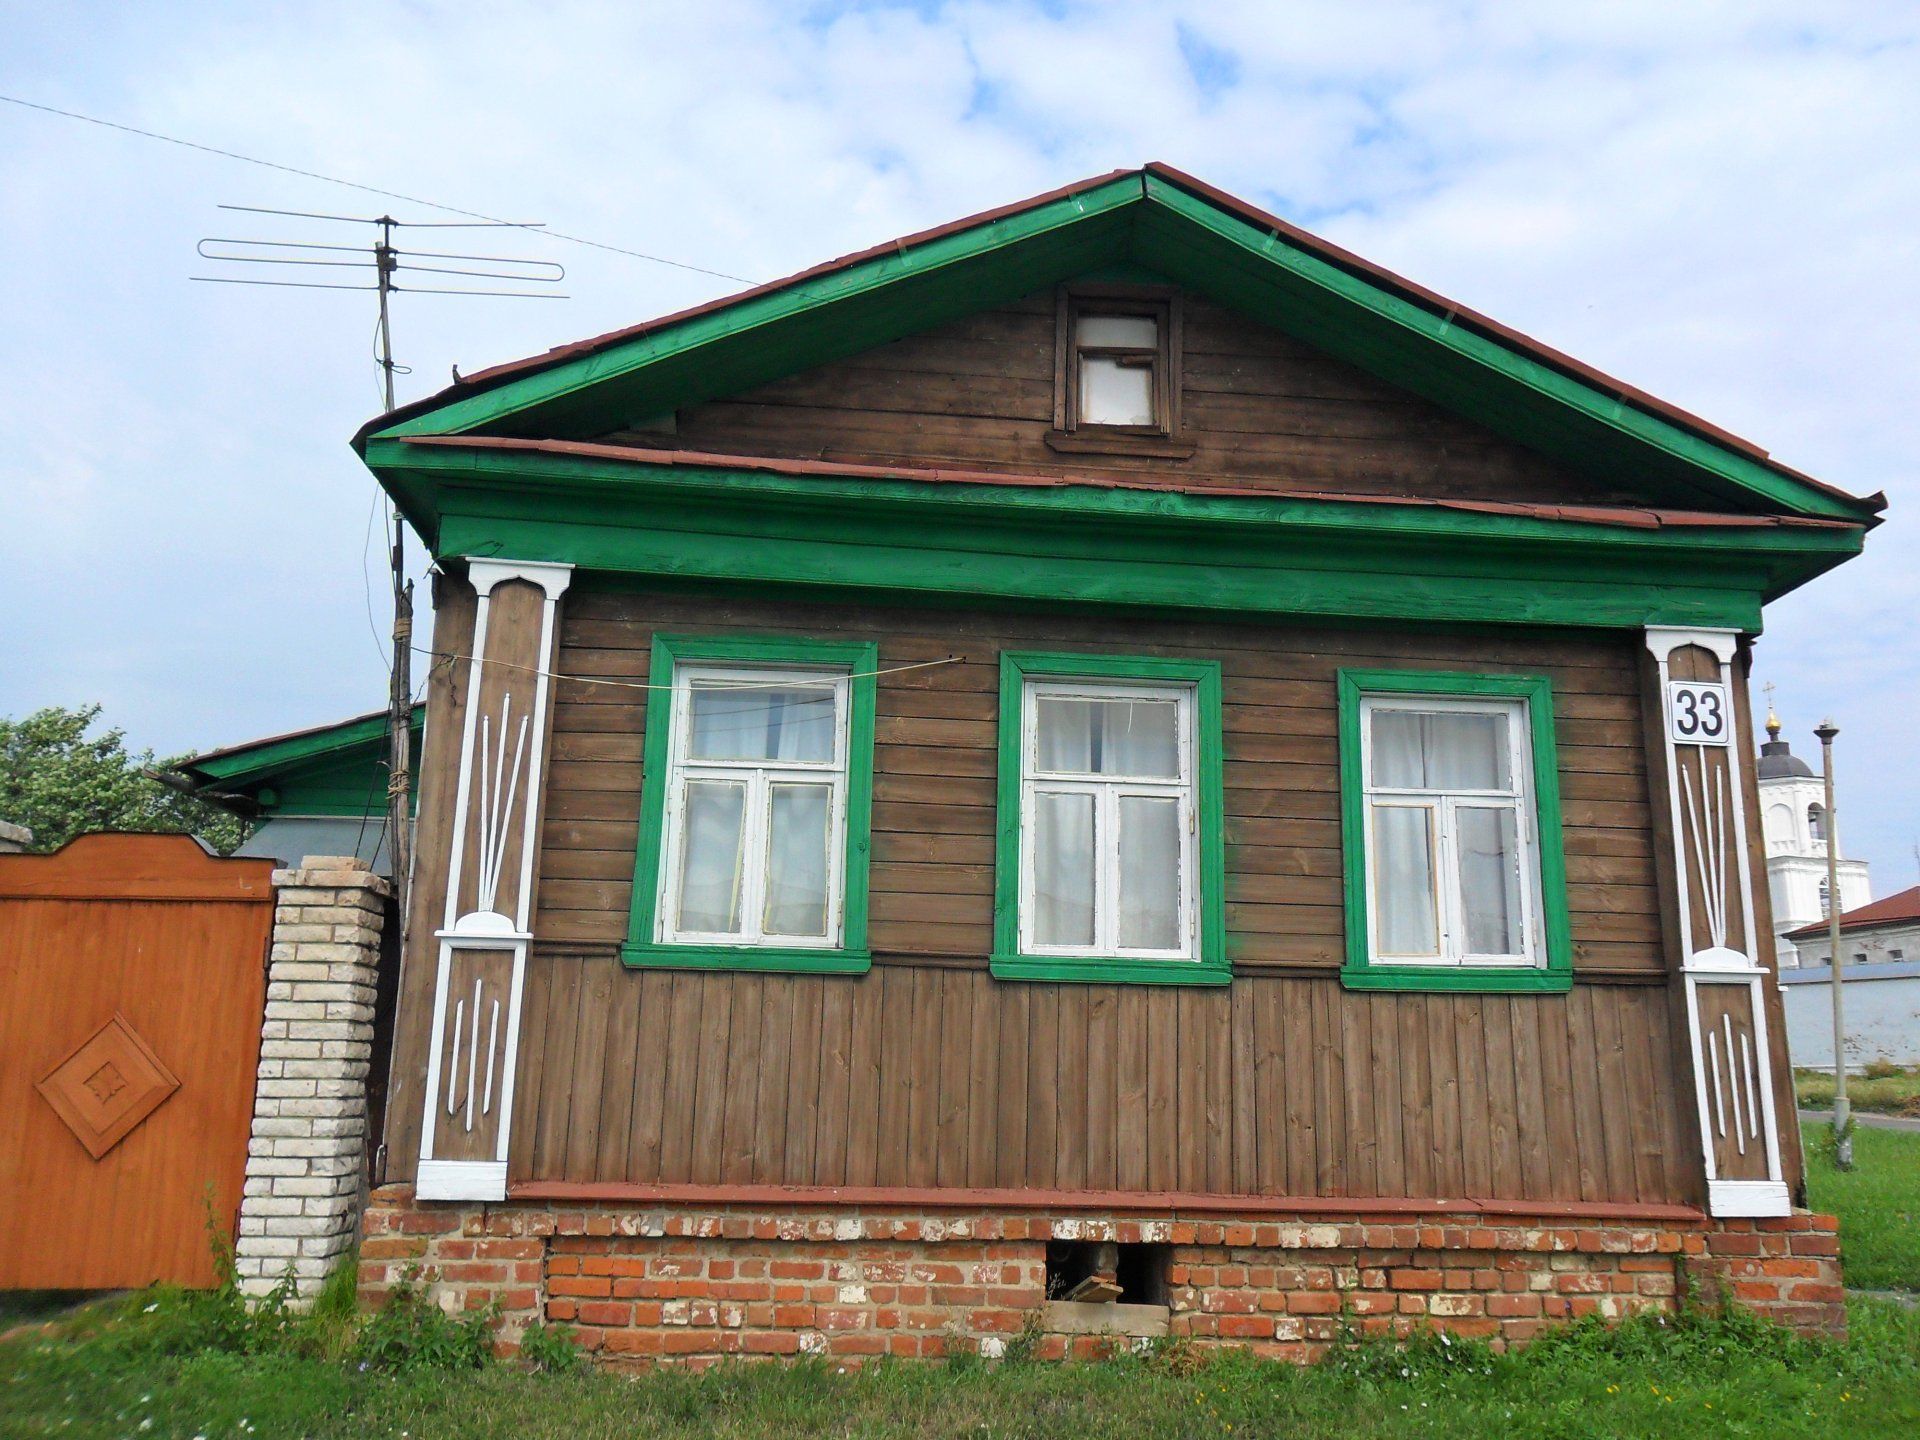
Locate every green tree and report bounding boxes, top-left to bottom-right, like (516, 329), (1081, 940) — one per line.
(0, 704), (250, 855)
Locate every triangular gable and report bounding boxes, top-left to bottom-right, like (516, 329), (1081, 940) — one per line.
(358, 165), (1880, 527)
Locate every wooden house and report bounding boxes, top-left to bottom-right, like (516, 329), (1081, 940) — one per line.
(352, 166), (1880, 1359)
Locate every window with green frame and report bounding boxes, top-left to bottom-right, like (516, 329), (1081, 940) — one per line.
(622, 633), (877, 974)
(991, 651), (1226, 986)
(1336, 669), (1572, 993)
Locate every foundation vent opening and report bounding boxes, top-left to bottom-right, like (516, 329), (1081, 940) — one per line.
(1045, 1239), (1170, 1306)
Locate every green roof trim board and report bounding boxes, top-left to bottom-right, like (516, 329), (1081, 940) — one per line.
(177, 706), (424, 819)
(352, 163), (1878, 631)
(361, 437), (1860, 632)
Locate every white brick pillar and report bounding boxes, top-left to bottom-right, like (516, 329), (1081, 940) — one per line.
(234, 854), (389, 1299)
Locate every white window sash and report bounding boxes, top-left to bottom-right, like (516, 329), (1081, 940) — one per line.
(1018, 678), (1198, 961)
(1360, 694), (1543, 970)
(657, 663), (850, 948)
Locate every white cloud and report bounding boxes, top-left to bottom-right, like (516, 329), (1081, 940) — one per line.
(2, 0), (1916, 878)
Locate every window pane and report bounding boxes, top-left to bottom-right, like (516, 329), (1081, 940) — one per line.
(764, 784), (831, 938)
(1036, 697), (1178, 778)
(1372, 804), (1439, 956)
(689, 683), (835, 762)
(1077, 313), (1158, 348)
(1078, 356), (1155, 426)
(1118, 796), (1181, 951)
(1371, 709), (1509, 790)
(1033, 791), (1096, 947)
(1458, 806), (1524, 956)
(678, 781), (746, 933)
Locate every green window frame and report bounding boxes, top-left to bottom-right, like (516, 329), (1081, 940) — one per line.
(1337, 669), (1572, 994)
(992, 651), (1227, 986)
(622, 632), (877, 975)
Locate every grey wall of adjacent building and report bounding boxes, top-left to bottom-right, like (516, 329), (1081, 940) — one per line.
(1779, 961), (1920, 1069)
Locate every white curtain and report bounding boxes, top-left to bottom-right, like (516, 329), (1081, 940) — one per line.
(1372, 803), (1438, 955)
(1117, 796), (1180, 950)
(1457, 805), (1522, 955)
(690, 684), (835, 762)
(764, 783), (830, 937)
(678, 780), (745, 933)
(1036, 698), (1177, 778)
(1372, 709), (1507, 790)
(1034, 791), (1095, 946)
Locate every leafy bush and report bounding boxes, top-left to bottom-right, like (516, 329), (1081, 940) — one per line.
(519, 1321), (583, 1374)
(349, 1266), (496, 1373)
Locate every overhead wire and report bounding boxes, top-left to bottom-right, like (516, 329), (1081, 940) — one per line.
(0, 92), (754, 283)
(413, 648), (964, 693)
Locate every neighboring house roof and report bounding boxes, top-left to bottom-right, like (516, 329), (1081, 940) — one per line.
(1787, 885), (1920, 940)
(174, 706), (424, 819)
(356, 164), (1884, 536)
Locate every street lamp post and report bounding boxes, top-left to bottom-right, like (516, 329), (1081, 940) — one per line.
(1814, 717), (1850, 1171)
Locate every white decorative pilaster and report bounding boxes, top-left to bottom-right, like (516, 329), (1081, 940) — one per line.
(415, 559), (572, 1201)
(1645, 627), (1788, 1217)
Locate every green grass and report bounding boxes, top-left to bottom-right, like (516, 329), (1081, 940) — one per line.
(1796, 1065), (1920, 1118)
(1807, 1124), (1920, 1292)
(5, 1153), (1919, 1439)
(3, 1295), (1920, 1439)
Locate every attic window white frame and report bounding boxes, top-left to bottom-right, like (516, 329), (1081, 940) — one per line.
(1052, 284), (1183, 440)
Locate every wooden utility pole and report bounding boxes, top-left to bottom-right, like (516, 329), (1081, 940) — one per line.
(1815, 717), (1849, 1170)
(376, 217), (414, 933)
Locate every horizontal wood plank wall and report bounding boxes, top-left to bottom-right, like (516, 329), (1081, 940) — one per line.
(600, 290), (1651, 507)
(480, 587), (1696, 1206)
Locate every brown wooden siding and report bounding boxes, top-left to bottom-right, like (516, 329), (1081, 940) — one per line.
(504, 957), (1693, 1205)
(599, 289), (1652, 506)
(371, 584), (1702, 1207)
(538, 590), (1664, 980)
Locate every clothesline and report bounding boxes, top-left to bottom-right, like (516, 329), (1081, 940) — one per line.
(412, 647), (964, 692)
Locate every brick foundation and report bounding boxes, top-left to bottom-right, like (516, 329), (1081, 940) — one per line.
(359, 1188), (1843, 1364)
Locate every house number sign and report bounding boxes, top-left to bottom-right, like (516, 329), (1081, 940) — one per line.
(1666, 680), (1731, 746)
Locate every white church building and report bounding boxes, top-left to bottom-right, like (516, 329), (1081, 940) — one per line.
(1758, 708), (1871, 967)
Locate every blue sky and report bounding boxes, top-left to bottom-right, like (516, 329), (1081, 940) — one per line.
(2, 1), (1917, 886)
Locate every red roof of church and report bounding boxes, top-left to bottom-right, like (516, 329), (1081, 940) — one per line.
(1787, 885), (1920, 940)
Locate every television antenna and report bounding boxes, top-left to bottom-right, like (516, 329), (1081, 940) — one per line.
(194, 204), (569, 931)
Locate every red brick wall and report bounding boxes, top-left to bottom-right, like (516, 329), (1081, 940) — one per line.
(358, 1188), (1843, 1365)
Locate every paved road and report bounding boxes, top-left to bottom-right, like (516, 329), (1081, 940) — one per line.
(1800, 1109), (1920, 1134)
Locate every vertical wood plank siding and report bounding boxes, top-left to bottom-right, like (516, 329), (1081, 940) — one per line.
(386, 585), (1698, 1207)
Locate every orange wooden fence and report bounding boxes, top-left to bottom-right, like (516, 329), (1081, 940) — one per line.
(0, 833), (275, 1290)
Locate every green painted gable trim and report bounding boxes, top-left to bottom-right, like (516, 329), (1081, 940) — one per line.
(357, 169), (1878, 530)
(368, 442), (1867, 633)
(179, 706), (425, 819)
(366, 174), (1143, 446)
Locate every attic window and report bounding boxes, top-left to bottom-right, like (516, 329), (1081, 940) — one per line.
(1051, 287), (1186, 454)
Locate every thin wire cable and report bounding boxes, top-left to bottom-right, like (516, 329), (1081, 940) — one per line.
(414, 647), (963, 692)
(0, 92), (753, 283)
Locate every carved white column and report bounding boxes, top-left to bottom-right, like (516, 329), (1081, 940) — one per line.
(1646, 627), (1788, 1217)
(416, 559), (571, 1201)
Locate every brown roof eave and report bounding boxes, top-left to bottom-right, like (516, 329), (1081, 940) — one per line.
(397, 434), (1865, 537)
